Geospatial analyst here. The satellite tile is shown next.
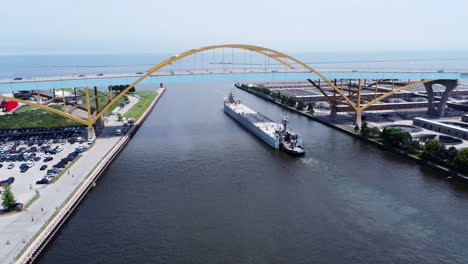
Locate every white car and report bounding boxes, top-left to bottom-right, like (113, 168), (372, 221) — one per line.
(27, 161), (35, 168)
(115, 129), (122, 135)
(8, 163), (14, 169)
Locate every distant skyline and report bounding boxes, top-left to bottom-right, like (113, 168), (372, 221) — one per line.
(1, 0), (467, 55)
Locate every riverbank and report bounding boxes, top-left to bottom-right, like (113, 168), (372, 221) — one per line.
(235, 84), (468, 183)
(1, 87), (165, 264)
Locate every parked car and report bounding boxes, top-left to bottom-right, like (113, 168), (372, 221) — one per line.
(13, 202), (24, 211)
(44, 157), (53, 162)
(55, 146), (64, 152)
(115, 129), (122, 135)
(47, 168), (60, 174)
(40, 165), (48, 171)
(36, 178), (49, 185)
(0, 177), (15, 186)
(7, 163), (14, 169)
(75, 147), (85, 153)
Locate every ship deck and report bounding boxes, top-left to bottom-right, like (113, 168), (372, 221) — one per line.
(227, 103), (279, 138)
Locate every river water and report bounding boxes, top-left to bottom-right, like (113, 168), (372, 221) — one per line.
(35, 81), (468, 264)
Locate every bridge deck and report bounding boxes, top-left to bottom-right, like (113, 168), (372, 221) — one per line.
(0, 70), (461, 91)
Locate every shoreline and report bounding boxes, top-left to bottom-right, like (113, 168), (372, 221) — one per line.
(14, 88), (166, 263)
(235, 84), (468, 183)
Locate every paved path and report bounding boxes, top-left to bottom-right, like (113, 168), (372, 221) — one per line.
(0, 91), (158, 263)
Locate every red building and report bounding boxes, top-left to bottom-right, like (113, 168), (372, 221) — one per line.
(1, 100), (18, 112)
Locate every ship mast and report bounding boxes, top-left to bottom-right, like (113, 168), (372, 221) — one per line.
(228, 92), (235, 104)
(282, 115), (288, 133)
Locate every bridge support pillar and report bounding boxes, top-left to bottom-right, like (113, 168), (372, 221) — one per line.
(437, 80), (458, 117)
(424, 82), (437, 115)
(330, 105), (337, 118)
(354, 110), (362, 129)
(87, 125), (95, 140)
(425, 80), (458, 117)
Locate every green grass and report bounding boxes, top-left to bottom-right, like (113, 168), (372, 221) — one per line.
(84, 90), (127, 113)
(14, 105), (35, 113)
(107, 94), (128, 113)
(123, 92), (158, 120)
(0, 105), (81, 129)
(25, 193), (40, 209)
(2, 88), (129, 129)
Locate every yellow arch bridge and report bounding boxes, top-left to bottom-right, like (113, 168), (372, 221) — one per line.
(0, 44), (460, 136)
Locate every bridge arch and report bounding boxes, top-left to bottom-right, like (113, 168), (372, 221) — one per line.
(92, 44), (356, 124)
(0, 44), (438, 128)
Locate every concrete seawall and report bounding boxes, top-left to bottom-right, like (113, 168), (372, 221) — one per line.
(236, 85), (468, 183)
(16, 88), (166, 264)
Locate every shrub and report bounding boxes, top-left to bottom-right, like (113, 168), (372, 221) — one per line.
(307, 103), (314, 114)
(296, 101), (305, 111)
(420, 139), (447, 164)
(454, 148), (468, 174)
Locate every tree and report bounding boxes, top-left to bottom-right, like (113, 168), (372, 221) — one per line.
(280, 95), (288, 104)
(2, 185), (17, 211)
(369, 127), (381, 138)
(381, 128), (413, 149)
(296, 101), (305, 111)
(287, 97), (297, 107)
(454, 148), (468, 174)
(361, 122), (369, 137)
(117, 113), (123, 122)
(354, 124), (360, 131)
(402, 139), (421, 155)
(276, 92), (281, 100)
(446, 146), (459, 167)
(307, 103), (315, 114)
(420, 139), (447, 164)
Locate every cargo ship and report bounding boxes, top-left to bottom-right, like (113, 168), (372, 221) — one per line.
(224, 92), (305, 156)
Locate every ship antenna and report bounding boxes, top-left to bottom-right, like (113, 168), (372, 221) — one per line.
(282, 114), (288, 132)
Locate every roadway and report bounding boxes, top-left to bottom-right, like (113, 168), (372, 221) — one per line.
(0, 69), (463, 92)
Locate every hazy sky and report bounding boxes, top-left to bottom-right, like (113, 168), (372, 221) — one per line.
(1, 0), (466, 54)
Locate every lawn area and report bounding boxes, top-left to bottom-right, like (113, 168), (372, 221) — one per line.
(123, 92), (158, 120)
(0, 105), (81, 129)
(80, 90), (127, 113)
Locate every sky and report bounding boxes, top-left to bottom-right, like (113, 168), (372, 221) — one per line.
(0, 0), (467, 54)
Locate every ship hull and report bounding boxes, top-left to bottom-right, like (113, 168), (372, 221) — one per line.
(224, 103), (280, 148)
(280, 144), (306, 156)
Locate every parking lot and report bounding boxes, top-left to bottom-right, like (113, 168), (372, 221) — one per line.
(0, 127), (91, 206)
(0, 126), (86, 143)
